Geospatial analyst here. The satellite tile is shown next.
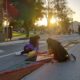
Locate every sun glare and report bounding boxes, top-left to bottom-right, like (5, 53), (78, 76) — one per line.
(50, 17), (57, 24)
(35, 16), (47, 26)
(35, 16), (59, 27)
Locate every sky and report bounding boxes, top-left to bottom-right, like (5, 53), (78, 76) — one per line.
(67, 0), (80, 22)
(37, 0), (80, 26)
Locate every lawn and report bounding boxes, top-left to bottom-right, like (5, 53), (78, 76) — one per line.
(13, 31), (35, 38)
(13, 31), (26, 37)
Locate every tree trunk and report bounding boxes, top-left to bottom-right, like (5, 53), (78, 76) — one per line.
(0, 0), (4, 42)
(26, 29), (29, 38)
(24, 22), (30, 38)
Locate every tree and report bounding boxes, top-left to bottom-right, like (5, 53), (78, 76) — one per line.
(0, 0), (3, 32)
(47, 0), (74, 34)
(11, 0), (44, 37)
(0, 0), (4, 41)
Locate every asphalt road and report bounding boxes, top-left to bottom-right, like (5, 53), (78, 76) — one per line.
(0, 34), (80, 72)
(22, 43), (80, 80)
(0, 43), (25, 56)
(0, 41), (47, 72)
(0, 42), (26, 71)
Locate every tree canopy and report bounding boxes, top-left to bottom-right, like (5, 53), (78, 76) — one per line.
(11, 0), (45, 37)
(47, 0), (74, 34)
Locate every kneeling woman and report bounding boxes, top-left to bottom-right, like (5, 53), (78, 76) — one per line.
(21, 35), (40, 61)
(47, 38), (70, 62)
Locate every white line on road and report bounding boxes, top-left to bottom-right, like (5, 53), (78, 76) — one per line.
(0, 51), (21, 59)
(0, 50), (4, 53)
(0, 43), (46, 59)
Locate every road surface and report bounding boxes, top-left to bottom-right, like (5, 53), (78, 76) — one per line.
(22, 41), (80, 80)
(0, 33), (80, 73)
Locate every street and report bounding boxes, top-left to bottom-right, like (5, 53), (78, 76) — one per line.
(22, 34), (80, 80)
(0, 0), (80, 80)
(0, 34), (80, 73)
(0, 39), (47, 72)
(0, 42), (26, 71)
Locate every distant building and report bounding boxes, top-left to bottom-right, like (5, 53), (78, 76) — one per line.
(70, 21), (80, 33)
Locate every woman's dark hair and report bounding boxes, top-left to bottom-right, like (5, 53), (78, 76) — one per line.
(47, 38), (61, 53)
(47, 38), (61, 48)
(29, 35), (40, 47)
(47, 38), (69, 62)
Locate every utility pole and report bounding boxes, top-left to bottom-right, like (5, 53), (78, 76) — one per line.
(46, 0), (50, 33)
(47, 0), (53, 33)
(47, 0), (49, 28)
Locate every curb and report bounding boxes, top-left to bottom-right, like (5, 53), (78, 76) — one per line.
(0, 40), (46, 46)
(0, 40), (28, 46)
